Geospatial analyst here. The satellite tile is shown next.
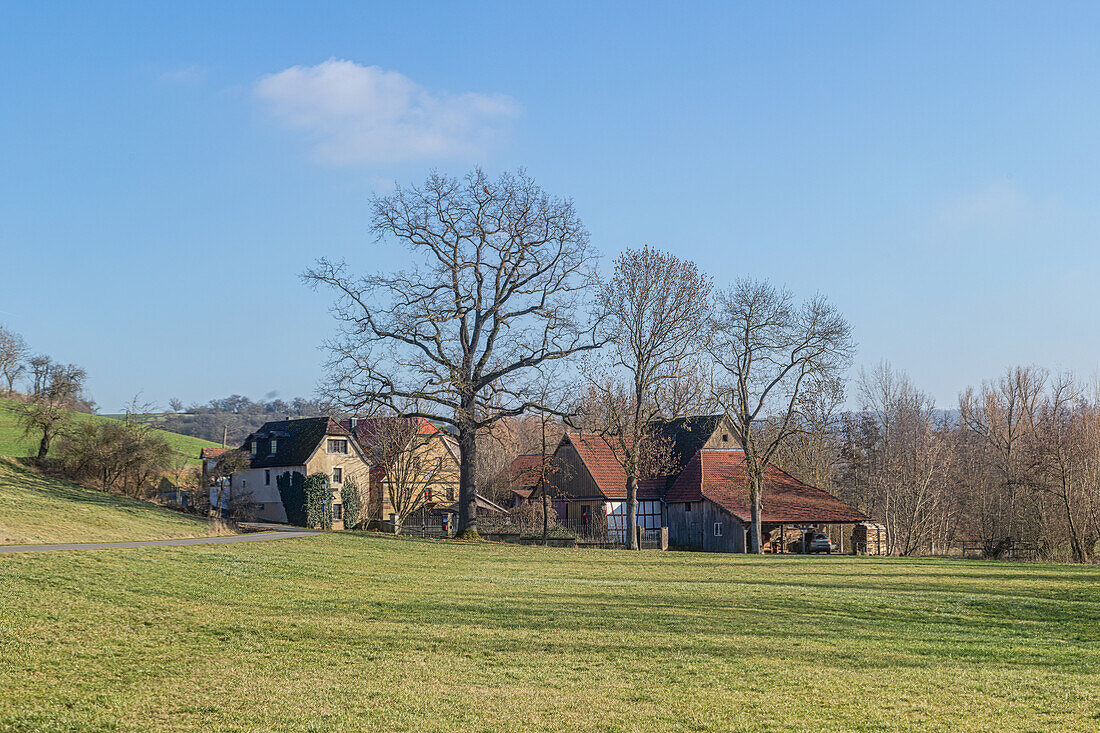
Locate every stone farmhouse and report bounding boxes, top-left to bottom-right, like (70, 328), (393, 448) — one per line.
(202, 415), (461, 530)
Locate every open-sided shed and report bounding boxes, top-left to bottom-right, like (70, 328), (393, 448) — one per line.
(665, 449), (867, 552)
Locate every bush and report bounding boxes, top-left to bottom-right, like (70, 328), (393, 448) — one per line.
(341, 478), (362, 529)
(479, 501), (563, 536)
(56, 419), (172, 496)
(304, 472), (332, 530)
(276, 471), (307, 526)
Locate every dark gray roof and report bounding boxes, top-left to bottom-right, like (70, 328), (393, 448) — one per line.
(242, 417), (350, 469)
(647, 414), (725, 482)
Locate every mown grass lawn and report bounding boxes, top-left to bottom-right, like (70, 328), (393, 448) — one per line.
(2, 534), (1098, 732)
(0, 397), (219, 466)
(0, 459), (225, 545)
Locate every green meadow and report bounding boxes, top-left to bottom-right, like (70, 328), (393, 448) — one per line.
(2, 533), (1097, 732)
(0, 458), (225, 545)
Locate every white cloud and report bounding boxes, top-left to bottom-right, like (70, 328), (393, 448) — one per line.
(254, 59), (521, 165)
(159, 65), (205, 84)
(939, 182), (1028, 228)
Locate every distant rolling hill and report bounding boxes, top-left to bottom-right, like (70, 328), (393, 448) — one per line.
(0, 397), (220, 465)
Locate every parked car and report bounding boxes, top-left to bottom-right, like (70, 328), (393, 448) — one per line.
(787, 532), (836, 554)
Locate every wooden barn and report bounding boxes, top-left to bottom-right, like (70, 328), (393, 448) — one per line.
(664, 449), (868, 552)
(536, 414), (870, 553)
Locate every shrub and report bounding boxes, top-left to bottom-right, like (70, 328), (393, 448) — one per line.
(304, 472), (332, 530)
(276, 471), (307, 526)
(341, 478), (362, 529)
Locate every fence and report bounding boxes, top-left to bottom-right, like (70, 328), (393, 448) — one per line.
(396, 523), (453, 538)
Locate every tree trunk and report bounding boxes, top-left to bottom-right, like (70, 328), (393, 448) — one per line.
(626, 474), (639, 550)
(748, 472), (763, 554)
(1061, 470), (1086, 563)
(542, 489), (549, 546)
(456, 424), (478, 537)
(36, 432), (50, 462)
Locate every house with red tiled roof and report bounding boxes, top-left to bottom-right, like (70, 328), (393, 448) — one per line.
(540, 416), (739, 544)
(665, 449), (867, 552)
(339, 416), (461, 526)
(500, 453), (549, 507)
(539, 415), (868, 552)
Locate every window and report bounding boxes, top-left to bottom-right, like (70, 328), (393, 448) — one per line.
(333, 504), (343, 521)
(270, 439), (278, 455)
(327, 439), (348, 454)
(721, 434), (729, 442)
(264, 469), (271, 486)
(713, 522), (722, 537)
(446, 487), (454, 502)
(332, 467), (343, 484)
(685, 502), (691, 512)
(250, 440), (257, 455)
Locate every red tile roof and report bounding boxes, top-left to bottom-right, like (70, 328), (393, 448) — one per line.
(502, 454), (548, 491)
(339, 417), (439, 456)
(566, 433), (669, 500)
(199, 447), (230, 460)
(667, 450), (866, 524)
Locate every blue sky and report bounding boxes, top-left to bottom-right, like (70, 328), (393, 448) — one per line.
(3, 1), (1100, 411)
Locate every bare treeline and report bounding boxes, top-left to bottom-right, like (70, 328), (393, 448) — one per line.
(815, 363), (1100, 562)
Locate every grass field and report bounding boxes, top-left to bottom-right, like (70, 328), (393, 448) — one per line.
(0, 458), (226, 545)
(1, 535), (1098, 732)
(0, 397), (219, 466)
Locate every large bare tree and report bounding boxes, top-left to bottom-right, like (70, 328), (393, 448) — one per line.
(581, 246), (713, 549)
(305, 169), (605, 536)
(0, 325), (29, 396)
(707, 279), (854, 553)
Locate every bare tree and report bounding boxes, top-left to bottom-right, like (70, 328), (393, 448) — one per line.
(0, 325), (29, 396)
(958, 366), (1045, 550)
(858, 362), (953, 555)
(1029, 373), (1096, 563)
(581, 246), (712, 549)
(206, 449), (252, 517)
(305, 169), (606, 536)
(17, 360), (88, 461)
(367, 416), (451, 534)
(707, 279), (854, 553)
(771, 375), (846, 490)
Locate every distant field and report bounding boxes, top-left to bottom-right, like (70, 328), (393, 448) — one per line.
(0, 458), (226, 545)
(1, 535), (1097, 731)
(0, 397), (218, 465)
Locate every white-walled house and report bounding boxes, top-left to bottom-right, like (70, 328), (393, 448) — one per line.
(206, 417), (372, 529)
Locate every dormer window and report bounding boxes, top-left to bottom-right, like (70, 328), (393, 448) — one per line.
(270, 439), (278, 455)
(250, 440), (257, 456)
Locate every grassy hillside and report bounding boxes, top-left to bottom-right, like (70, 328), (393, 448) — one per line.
(0, 397), (219, 465)
(1, 536), (1098, 731)
(0, 458), (227, 544)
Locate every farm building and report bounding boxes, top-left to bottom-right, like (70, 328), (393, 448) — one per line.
(536, 415), (869, 552)
(664, 449), (868, 552)
(500, 453), (549, 507)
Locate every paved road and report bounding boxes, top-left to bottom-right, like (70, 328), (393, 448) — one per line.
(0, 528), (324, 554)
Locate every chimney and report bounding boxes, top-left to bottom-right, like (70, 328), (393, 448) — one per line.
(350, 417), (358, 430)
